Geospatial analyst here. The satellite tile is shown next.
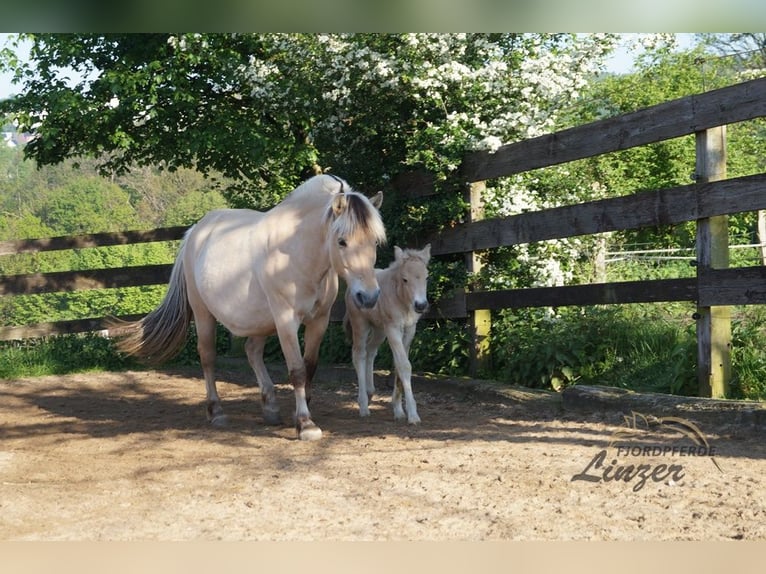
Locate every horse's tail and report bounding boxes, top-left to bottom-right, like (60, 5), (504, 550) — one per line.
(109, 238), (193, 366)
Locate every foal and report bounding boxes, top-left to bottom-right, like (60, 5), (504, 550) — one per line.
(343, 244), (430, 424)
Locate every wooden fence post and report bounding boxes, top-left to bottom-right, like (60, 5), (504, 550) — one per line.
(466, 180), (491, 376)
(695, 126), (731, 398)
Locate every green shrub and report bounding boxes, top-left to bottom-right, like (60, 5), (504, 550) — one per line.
(488, 303), (699, 395)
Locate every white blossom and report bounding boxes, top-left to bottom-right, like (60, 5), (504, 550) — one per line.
(237, 33), (617, 286)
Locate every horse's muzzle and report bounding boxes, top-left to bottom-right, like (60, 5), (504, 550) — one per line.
(355, 288), (380, 309)
(414, 300), (429, 314)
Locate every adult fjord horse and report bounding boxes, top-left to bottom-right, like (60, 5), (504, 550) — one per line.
(112, 174), (386, 440)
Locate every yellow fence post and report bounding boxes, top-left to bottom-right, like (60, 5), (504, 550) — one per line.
(695, 126), (731, 398)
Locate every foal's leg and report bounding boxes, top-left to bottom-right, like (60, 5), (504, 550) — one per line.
(387, 324), (420, 424)
(245, 335), (282, 425)
(275, 316), (322, 441)
(351, 322), (372, 416)
(194, 311), (227, 426)
(363, 328), (386, 405)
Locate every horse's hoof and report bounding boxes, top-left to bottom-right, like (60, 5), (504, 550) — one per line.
(297, 421), (323, 441)
(210, 414), (229, 428)
(408, 416), (421, 425)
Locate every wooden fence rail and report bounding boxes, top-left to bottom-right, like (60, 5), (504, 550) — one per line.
(2, 77), (766, 398)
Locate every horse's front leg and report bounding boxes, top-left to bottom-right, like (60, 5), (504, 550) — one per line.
(387, 324), (420, 424)
(245, 335), (282, 425)
(275, 317), (322, 441)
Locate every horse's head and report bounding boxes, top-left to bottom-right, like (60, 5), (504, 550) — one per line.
(394, 244), (431, 314)
(326, 186), (386, 309)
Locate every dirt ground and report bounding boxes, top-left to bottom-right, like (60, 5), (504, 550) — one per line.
(1, 361), (764, 541)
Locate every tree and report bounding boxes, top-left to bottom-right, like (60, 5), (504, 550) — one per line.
(0, 34), (619, 206)
(696, 33), (766, 264)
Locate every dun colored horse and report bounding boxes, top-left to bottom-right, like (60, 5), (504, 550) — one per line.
(343, 245), (430, 424)
(112, 174), (386, 440)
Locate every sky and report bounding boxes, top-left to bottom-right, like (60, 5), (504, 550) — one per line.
(0, 33), (696, 101)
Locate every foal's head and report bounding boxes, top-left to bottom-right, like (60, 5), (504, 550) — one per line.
(393, 244), (431, 314)
(326, 182), (386, 309)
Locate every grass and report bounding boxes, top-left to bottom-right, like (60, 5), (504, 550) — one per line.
(0, 333), (138, 378)
(487, 301), (766, 401)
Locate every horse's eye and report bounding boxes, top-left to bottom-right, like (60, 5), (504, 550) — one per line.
(338, 238), (347, 248)
(402, 277), (408, 283)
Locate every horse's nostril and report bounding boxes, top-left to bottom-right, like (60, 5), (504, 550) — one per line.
(365, 288), (380, 308)
(414, 300), (428, 313)
(355, 289), (380, 309)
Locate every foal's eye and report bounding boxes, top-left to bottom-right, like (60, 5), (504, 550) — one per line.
(338, 238), (347, 248)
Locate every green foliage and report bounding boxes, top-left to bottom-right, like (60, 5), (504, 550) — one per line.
(491, 304), (698, 396)
(489, 300), (766, 401)
(730, 306), (766, 400)
(37, 176), (139, 234)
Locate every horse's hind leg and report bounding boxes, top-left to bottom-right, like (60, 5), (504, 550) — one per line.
(195, 311), (227, 426)
(245, 335), (282, 425)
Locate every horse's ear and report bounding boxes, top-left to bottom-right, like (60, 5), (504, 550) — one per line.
(331, 193), (348, 217)
(370, 191), (383, 209)
(394, 245), (404, 261)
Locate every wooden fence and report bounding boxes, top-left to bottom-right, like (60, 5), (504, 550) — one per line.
(2, 78), (766, 398)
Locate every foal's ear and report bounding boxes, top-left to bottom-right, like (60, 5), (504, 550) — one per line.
(331, 193), (348, 217)
(394, 245), (404, 261)
(420, 243), (431, 262)
(370, 191), (383, 209)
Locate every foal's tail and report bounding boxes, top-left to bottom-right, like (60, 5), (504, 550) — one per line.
(109, 238), (193, 366)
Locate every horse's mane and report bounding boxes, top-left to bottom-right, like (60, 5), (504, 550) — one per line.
(280, 174), (385, 244)
(318, 176), (386, 245)
(282, 173), (352, 199)
(331, 192), (386, 244)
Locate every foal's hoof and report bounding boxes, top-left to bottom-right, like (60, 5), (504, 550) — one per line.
(297, 421), (323, 441)
(263, 409), (283, 426)
(210, 413), (229, 428)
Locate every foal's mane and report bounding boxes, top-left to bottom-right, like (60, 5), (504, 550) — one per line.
(389, 248), (427, 270)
